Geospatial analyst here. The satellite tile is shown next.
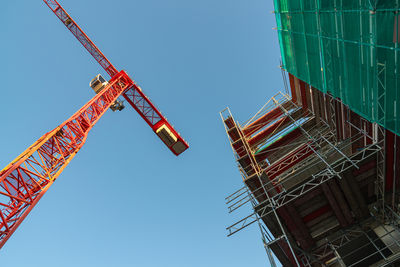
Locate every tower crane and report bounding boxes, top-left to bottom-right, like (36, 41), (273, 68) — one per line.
(0, 0), (189, 249)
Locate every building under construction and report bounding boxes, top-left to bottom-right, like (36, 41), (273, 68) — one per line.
(222, 1), (400, 266)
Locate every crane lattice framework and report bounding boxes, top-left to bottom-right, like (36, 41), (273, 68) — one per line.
(0, 0), (188, 249)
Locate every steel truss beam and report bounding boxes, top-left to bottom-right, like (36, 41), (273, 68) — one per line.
(227, 128), (338, 214)
(376, 124), (387, 221)
(273, 93), (359, 171)
(226, 97), (370, 215)
(298, 211), (400, 266)
(226, 141), (382, 236)
(375, 60), (387, 221)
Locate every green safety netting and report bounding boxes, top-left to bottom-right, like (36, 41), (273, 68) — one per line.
(274, 0), (400, 136)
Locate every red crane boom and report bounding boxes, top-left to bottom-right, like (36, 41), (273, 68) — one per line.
(44, 0), (118, 77)
(44, 0), (189, 156)
(0, 71), (132, 248)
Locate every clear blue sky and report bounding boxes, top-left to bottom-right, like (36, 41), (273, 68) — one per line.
(0, 1), (283, 266)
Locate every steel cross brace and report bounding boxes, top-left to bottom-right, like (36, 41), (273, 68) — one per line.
(226, 142), (382, 236)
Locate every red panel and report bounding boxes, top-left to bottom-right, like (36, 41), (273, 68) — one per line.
(350, 110), (363, 153)
(298, 79), (308, 111)
(366, 121), (373, 145)
(321, 182), (348, 227)
(278, 239), (303, 267)
(329, 179), (354, 225)
(288, 73), (297, 103)
(352, 160), (376, 176)
(247, 116), (290, 148)
(342, 105), (351, 139)
(334, 101), (343, 141)
(232, 140), (247, 158)
(286, 204), (315, 250)
(278, 206), (314, 250)
(242, 107), (283, 137)
(302, 204), (331, 223)
(224, 117), (235, 129)
(265, 142), (314, 180)
(294, 188), (322, 206)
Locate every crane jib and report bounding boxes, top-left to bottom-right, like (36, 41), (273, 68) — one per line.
(43, 0), (189, 156)
(43, 0), (118, 77)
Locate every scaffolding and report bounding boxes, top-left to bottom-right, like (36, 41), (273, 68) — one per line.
(221, 78), (400, 266)
(221, 1), (400, 265)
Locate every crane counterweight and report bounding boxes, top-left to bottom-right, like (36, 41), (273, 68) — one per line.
(90, 74), (125, 111)
(89, 74), (108, 94)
